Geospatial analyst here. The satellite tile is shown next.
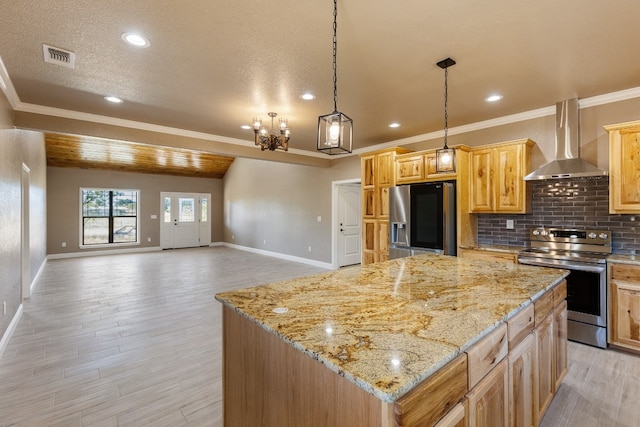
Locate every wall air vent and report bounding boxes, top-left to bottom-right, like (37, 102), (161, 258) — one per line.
(42, 44), (76, 69)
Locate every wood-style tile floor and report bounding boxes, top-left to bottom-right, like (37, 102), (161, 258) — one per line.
(1, 247), (639, 426)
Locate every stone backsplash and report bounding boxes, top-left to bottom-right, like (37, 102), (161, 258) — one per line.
(476, 176), (640, 254)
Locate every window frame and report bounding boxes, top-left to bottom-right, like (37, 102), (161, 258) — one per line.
(79, 187), (141, 248)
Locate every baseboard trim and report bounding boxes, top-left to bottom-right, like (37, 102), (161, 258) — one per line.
(47, 246), (162, 260)
(0, 303), (23, 360)
(220, 242), (334, 270)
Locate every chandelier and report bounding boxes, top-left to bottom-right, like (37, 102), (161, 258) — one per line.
(317, 0), (352, 155)
(252, 112), (290, 151)
(436, 57), (456, 173)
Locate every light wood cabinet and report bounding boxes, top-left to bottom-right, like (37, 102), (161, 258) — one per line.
(469, 139), (533, 213)
(360, 148), (412, 264)
(553, 300), (568, 390)
(467, 359), (509, 427)
(605, 120), (640, 213)
(396, 153), (425, 184)
(507, 333), (536, 427)
(458, 248), (517, 264)
(608, 262), (640, 352)
(434, 402), (467, 427)
(534, 313), (554, 425)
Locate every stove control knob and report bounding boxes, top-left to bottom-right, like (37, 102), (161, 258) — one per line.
(588, 232), (597, 239)
(599, 233), (608, 240)
(532, 229), (540, 236)
(540, 230), (548, 236)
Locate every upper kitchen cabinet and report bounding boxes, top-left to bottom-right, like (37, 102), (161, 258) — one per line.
(606, 120), (640, 213)
(395, 147), (467, 184)
(469, 139), (534, 214)
(360, 147), (412, 264)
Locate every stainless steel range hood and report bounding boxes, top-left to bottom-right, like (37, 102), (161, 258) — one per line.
(523, 98), (608, 180)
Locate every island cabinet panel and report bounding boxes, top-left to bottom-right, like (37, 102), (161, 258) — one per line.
(553, 300), (568, 390)
(507, 304), (535, 351)
(534, 314), (554, 425)
(534, 290), (554, 327)
(394, 354), (468, 427)
(222, 306), (389, 427)
(466, 323), (509, 389)
(609, 263), (640, 352)
(606, 120), (640, 213)
(507, 333), (536, 427)
(466, 359), (509, 427)
(434, 402), (467, 427)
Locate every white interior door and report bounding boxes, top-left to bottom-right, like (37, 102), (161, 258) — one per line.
(161, 192), (211, 249)
(338, 184), (361, 267)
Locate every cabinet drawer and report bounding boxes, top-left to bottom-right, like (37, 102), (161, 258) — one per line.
(611, 263), (640, 282)
(534, 290), (554, 327)
(394, 354), (468, 427)
(553, 280), (567, 305)
(507, 304), (534, 350)
(466, 323), (508, 389)
(434, 402), (466, 427)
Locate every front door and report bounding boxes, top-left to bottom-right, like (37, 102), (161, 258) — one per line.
(161, 192), (211, 249)
(338, 184), (361, 267)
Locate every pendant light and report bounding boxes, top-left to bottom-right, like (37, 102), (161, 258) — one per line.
(436, 57), (456, 173)
(317, 0), (353, 155)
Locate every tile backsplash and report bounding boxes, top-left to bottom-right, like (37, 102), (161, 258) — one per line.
(476, 176), (640, 254)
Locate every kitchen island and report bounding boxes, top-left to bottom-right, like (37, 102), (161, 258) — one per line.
(215, 254), (569, 426)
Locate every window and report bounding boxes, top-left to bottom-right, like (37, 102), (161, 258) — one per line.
(81, 188), (139, 246)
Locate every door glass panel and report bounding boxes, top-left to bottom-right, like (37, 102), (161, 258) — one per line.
(201, 198), (208, 222)
(179, 198), (195, 222)
(164, 197), (171, 222)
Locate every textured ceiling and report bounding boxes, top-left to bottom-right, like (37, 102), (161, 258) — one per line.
(1, 0), (640, 160)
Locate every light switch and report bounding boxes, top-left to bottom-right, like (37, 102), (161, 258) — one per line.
(506, 219), (514, 229)
(317, 216), (322, 222)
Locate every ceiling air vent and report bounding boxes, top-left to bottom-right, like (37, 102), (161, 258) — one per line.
(42, 44), (76, 69)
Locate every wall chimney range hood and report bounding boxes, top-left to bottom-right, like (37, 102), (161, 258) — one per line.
(523, 98), (608, 180)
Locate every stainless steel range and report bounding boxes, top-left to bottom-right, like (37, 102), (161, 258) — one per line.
(518, 227), (611, 348)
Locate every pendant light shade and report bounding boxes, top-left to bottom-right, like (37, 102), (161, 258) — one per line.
(317, 0), (352, 155)
(435, 57), (456, 173)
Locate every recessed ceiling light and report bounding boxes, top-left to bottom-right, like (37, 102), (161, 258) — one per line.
(121, 32), (150, 48)
(389, 122), (401, 128)
(300, 93), (315, 100)
(104, 96), (123, 103)
(485, 94), (503, 102)
(241, 125), (252, 130)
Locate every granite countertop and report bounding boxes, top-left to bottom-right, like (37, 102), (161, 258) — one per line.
(608, 254), (640, 266)
(215, 253), (568, 403)
(459, 244), (523, 254)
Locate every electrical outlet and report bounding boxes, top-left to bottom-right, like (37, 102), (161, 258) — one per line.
(147, 237), (151, 242)
(317, 216), (322, 222)
(3, 301), (6, 316)
(61, 241), (67, 248)
(264, 240), (267, 245)
(308, 246), (312, 252)
(506, 219), (514, 229)
(232, 235), (235, 240)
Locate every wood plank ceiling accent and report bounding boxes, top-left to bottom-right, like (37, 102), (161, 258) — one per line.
(44, 133), (235, 179)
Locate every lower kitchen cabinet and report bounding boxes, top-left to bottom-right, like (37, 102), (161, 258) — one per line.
(508, 333), (536, 427)
(553, 300), (568, 389)
(609, 262), (640, 352)
(434, 402), (467, 427)
(467, 359), (509, 427)
(534, 314), (554, 425)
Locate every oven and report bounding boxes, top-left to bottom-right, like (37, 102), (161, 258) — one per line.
(518, 227), (611, 349)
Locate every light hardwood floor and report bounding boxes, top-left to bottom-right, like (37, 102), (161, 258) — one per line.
(1, 247), (639, 426)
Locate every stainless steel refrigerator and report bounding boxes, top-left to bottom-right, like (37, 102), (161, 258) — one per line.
(388, 182), (456, 260)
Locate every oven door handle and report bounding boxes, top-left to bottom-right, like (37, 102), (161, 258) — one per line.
(518, 257), (606, 273)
